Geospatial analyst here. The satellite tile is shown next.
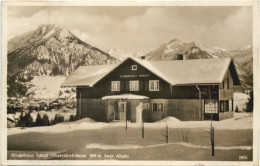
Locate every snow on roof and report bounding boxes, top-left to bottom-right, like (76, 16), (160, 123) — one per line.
(148, 58), (232, 85)
(102, 94), (149, 100)
(62, 57), (238, 87)
(126, 57), (234, 85)
(61, 64), (117, 87)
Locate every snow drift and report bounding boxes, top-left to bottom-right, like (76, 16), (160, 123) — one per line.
(7, 113), (252, 136)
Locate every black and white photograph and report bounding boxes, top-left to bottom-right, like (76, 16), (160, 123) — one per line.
(1, 1), (259, 165)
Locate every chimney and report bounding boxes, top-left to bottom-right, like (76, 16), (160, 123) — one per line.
(177, 54), (185, 60)
(140, 56), (146, 60)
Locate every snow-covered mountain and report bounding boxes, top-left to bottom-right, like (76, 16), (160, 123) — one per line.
(226, 45), (253, 90)
(134, 51), (146, 58)
(7, 24), (119, 97)
(143, 39), (252, 91)
(107, 48), (132, 61)
(143, 39), (232, 60)
(229, 45), (252, 52)
(8, 24), (118, 77)
(107, 48), (146, 61)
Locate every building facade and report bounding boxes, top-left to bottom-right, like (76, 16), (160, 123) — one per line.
(62, 57), (240, 122)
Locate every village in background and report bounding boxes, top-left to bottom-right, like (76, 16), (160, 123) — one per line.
(6, 24), (254, 160)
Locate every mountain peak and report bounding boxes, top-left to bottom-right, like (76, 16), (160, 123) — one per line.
(36, 24), (73, 40)
(107, 48), (132, 61)
(37, 24), (56, 30)
(168, 38), (181, 43)
(8, 24), (78, 53)
(8, 24), (118, 77)
(36, 24), (58, 36)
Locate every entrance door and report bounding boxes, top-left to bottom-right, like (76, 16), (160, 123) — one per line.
(118, 102), (127, 120)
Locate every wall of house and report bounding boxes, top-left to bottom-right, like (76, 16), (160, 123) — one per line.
(168, 99), (204, 121)
(150, 99), (168, 121)
(78, 97), (205, 122)
(219, 69), (234, 114)
(219, 112), (234, 120)
(219, 69), (234, 100)
(172, 85), (219, 99)
(80, 98), (107, 122)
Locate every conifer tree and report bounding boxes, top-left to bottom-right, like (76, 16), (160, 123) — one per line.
(245, 91), (253, 112)
(42, 114), (50, 126)
(235, 105), (239, 112)
(35, 113), (43, 126)
(24, 112), (33, 127)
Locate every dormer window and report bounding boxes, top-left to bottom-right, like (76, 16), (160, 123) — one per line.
(131, 65), (137, 70)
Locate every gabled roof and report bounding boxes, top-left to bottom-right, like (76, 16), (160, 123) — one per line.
(148, 58), (240, 85)
(61, 56), (240, 87)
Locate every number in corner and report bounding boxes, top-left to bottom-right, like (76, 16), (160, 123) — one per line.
(239, 155), (248, 160)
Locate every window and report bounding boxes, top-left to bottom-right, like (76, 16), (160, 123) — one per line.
(205, 100), (218, 113)
(130, 80), (139, 91)
(149, 80), (159, 91)
(111, 81), (120, 91)
(220, 100), (229, 112)
(220, 101), (224, 112)
(119, 103), (125, 112)
(229, 99), (233, 111)
(152, 103), (163, 112)
(131, 65), (137, 70)
(224, 100), (229, 112)
(227, 78), (229, 89)
(221, 80), (225, 89)
(141, 103), (149, 109)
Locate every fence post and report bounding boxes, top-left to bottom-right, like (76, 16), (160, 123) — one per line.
(142, 119), (144, 138)
(211, 126), (215, 156)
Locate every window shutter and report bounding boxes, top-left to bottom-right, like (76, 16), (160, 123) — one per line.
(125, 81), (129, 91)
(120, 81), (124, 91)
(145, 81), (149, 91)
(126, 102), (131, 120)
(139, 81), (143, 91)
(159, 81), (163, 91)
(109, 82), (111, 91)
(114, 101), (118, 120)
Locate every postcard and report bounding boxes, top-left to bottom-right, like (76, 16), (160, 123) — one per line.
(1, 1), (259, 165)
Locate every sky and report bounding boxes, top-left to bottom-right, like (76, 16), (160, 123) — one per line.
(7, 6), (252, 53)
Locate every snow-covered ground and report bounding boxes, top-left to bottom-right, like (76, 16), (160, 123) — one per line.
(27, 76), (75, 99)
(7, 112), (252, 136)
(233, 92), (249, 112)
(85, 142), (252, 150)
